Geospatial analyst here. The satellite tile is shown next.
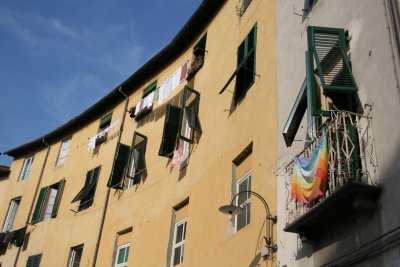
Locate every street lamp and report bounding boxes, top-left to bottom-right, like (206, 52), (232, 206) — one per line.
(219, 190), (278, 259)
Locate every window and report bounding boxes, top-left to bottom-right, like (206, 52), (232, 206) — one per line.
(19, 155), (34, 181)
(126, 132), (147, 187)
(68, 245), (83, 267)
(26, 254), (42, 267)
(107, 144), (130, 189)
(71, 166), (101, 211)
(236, 172), (251, 231)
(130, 81), (157, 120)
(159, 86), (202, 158)
(235, 25), (257, 104)
(96, 113), (113, 146)
(187, 34), (207, 80)
(115, 243), (130, 267)
(31, 179), (65, 224)
(171, 219), (187, 266)
(283, 26), (359, 146)
(56, 138), (71, 166)
(3, 197), (21, 231)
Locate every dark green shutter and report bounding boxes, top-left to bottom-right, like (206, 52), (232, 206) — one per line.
(127, 132), (147, 184)
(143, 81), (157, 97)
(308, 26), (357, 93)
(108, 144), (130, 189)
(99, 113), (112, 129)
(235, 25), (257, 103)
(282, 79), (308, 147)
(51, 178), (65, 218)
(31, 187), (48, 224)
(27, 254), (42, 267)
(159, 105), (183, 158)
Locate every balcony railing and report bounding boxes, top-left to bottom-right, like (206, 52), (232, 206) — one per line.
(282, 111), (380, 239)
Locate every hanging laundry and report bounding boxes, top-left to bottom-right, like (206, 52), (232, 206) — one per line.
(158, 83), (165, 105)
(171, 148), (183, 167)
(147, 92), (155, 108)
(171, 68), (181, 90)
(291, 129), (328, 205)
(180, 61), (189, 82)
(163, 77), (172, 99)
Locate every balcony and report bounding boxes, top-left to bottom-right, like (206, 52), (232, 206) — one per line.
(282, 111), (381, 241)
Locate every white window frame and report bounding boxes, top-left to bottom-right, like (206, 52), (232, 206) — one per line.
(170, 218), (187, 266)
(3, 197), (21, 231)
(235, 170), (251, 232)
(68, 245), (83, 267)
(42, 188), (58, 221)
(56, 138), (71, 166)
(19, 155), (34, 181)
(115, 243), (130, 267)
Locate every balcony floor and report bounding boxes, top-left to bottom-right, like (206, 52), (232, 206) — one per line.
(284, 182), (381, 241)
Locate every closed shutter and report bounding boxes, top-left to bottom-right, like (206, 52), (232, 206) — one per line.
(26, 254), (42, 267)
(31, 187), (48, 224)
(107, 144), (131, 189)
(159, 105), (183, 158)
(51, 179), (65, 218)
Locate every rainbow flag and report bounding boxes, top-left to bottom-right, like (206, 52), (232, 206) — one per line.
(291, 130), (328, 205)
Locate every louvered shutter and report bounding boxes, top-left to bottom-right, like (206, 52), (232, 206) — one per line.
(51, 178), (65, 218)
(107, 144), (130, 189)
(31, 187), (48, 224)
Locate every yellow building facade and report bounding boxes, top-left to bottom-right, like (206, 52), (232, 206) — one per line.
(0, 0), (277, 266)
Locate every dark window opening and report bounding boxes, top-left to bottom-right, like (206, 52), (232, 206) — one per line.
(187, 34), (207, 81)
(71, 166), (100, 211)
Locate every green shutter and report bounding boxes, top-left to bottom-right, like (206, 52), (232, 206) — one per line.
(159, 105), (183, 158)
(31, 187), (48, 224)
(181, 86), (202, 143)
(282, 79), (308, 147)
(108, 144), (130, 189)
(234, 25), (257, 103)
(27, 254), (42, 267)
(143, 81), (157, 97)
(99, 113), (112, 129)
(51, 178), (65, 218)
(308, 26), (357, 93)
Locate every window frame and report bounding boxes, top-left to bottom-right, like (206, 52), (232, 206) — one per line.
(170, 218), (187, 267)
(68, 244), (84, 267)
(186, 33), (207, 81)
(31, 179), (65, 224)
(56, 138), (72, 166)
(3, 197), (21, 231)
(235, 170), (252, 232)
(115, 243), (130, 267)
(126, 132), (147, 187)
(18, 155), (34, 181)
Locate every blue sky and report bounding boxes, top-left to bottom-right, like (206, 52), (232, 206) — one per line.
(0, 0), (202, 166)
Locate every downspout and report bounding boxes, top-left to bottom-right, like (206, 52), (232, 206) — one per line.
(92, 87), (130, 267)
(13, 138), (51, 267)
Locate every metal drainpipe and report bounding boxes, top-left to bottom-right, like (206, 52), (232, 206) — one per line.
(92, 87), (129, 267)
(13, 138), (51, 267)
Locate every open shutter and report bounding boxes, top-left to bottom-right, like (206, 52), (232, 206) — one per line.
(127, 132), (147, 184)
(308, 26), (357, 93)
(108, 144), (130, 189)
(159, 105), (183, 158)
(282, 79), (308, 147)
(31, 187), (48, 224)
(51, 178), (65, 218)
(27, 254), (42, 267)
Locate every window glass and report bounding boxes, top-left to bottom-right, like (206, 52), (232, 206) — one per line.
(56, 138), (71, 166)
(19, 156), (34, 180)
(115, 243), (130, 267)
(3, 198), (21, 231)
(236, 171), (251, 231)
(171, 219), (187, 266)
(68, 245), (83, 267)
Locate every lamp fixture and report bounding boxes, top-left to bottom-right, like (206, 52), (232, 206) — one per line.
(219, 190), (277, 259)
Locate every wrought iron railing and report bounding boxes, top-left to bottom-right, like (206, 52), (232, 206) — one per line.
(282, 111), (378, 225)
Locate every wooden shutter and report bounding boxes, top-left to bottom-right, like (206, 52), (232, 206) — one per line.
(308, 26), (357, 93)
(235, 25), (257, 103)
(159, 105), (183, 158)
(27, 254), (42, 267)
(51, 179), (65, 218)
(127, 132), (147, 183)
(31, 187), (48, 224)
(99, 113), (112, 129)
(282, 79), (308, 147)
(108, 144), (130, 189)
